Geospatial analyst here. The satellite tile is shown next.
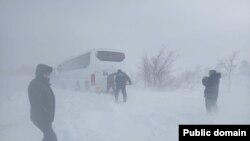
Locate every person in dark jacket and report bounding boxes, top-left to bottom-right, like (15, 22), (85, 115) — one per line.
(114, 69), (132, 102)
(28, 64), (57, 141)
(202, 70), (221, 114)
(106, 73), (116, 94)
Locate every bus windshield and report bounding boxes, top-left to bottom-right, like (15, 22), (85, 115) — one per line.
(96, 51), (125, 62)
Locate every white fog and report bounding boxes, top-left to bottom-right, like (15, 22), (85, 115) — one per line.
(0, 0), (250, 141)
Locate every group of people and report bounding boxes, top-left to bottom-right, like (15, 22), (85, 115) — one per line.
(105, 69), (132, 102)
(28, 64), (221, 141)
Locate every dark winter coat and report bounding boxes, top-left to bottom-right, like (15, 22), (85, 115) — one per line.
(115, 71), (132, 88)
(107, 73), (116, 85)
(28, 64), (55, 124)
(202, 73), (221, 99)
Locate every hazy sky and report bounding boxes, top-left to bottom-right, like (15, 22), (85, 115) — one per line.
(1, 0), (249, 73)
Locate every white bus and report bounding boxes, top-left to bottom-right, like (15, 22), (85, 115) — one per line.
(52, 48), (126, 92)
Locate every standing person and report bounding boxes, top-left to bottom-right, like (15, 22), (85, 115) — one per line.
(106, 73), (116, 94)
(114, 69), (132, 102)
(202, 70), (221, 114)
(28, 64), (57, 141)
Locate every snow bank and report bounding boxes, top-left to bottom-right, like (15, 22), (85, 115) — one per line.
(0, 76), (249, 141)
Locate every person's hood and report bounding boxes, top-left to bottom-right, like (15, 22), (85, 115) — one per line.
(35, 64), (53, 79)
(209, 70), (216, 76)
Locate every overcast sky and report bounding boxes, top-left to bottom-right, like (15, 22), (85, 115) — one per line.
(0, 0), (249, 73)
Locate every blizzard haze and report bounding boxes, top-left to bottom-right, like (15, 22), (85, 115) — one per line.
(0, 0), (250, 141)
(0, 0), (249, 72)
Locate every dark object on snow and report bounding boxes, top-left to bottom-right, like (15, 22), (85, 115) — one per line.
(106, 73), (116, 94)
(202, 70), (221, 113)
(28, 64), (57, 141)
(114, 69), (132, 102)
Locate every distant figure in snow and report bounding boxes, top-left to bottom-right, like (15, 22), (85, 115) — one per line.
(106, 73), (116, 94)
(28, 64), (57, 141)
(114, 69), (132, 102)
(202, 70), (221, 114)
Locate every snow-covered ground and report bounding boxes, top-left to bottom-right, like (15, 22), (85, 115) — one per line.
(0, 75), (249, 141)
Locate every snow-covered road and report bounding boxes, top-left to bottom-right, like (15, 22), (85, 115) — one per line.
(0, 76), (249, 141)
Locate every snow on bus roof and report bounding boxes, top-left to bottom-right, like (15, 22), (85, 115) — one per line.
(91, 48), (124, 53)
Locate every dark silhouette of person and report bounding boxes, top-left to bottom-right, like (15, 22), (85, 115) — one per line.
(28, 64), (57, 141)
(202, 70), (221, 114)
(106, 73), (116, 94)
(114, 69), (132, 102)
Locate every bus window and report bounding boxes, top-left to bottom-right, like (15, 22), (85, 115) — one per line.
(96, 51), (125, 62)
